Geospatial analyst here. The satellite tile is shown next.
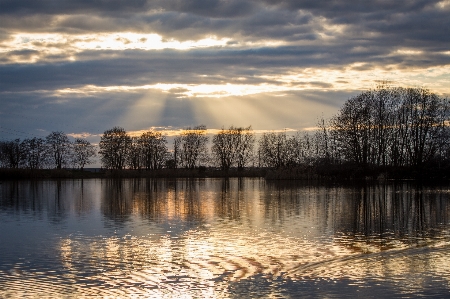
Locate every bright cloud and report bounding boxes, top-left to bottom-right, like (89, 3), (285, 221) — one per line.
(50, 62), (450, 99)
(0, 32), (293, 64)
(0, 32), (233, 63)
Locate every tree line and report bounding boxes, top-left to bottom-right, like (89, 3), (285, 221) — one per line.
(1, 86), (449, 177)
(0, 132), (96, 170)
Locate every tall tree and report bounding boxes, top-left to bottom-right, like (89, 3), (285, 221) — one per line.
(140, 130), (168, 170)
(72, 138), (96, 170)
(258, 131), (290, 168)
(0, 139), (22, 168)
(212, 126), (255, 170)
(20, 137), (48, 169)
(234, 126), (255, 170)
(172, 136), (182, 169)
(178, 125), (209, 169)
(212, 127), (235, 171)
(330, 86), (450, 168)
(127, 137), (142, 170)
(99, 127), (131, 170)
(46, 131), (72, 169)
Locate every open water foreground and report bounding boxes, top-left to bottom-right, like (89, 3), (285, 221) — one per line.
(1, 178), (450, 298)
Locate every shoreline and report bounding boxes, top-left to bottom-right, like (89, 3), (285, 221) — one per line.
(0, 166), (449, 182)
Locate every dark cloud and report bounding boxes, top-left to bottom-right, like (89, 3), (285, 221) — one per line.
(0, 0), (150, 15)
(0, 49), (40, 63)
(2, 43), (449, 93)
(256, 0), (437, 17)
(1, 0), (448, 48)
(0, 0), (255, 18)
(0, 0), (448, 138)
(153, 0), (256, 18)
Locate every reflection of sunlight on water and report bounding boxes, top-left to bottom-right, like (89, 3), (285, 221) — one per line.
(55, 229), (450, 297)
(2, 230), (449, 298)
(1, 179), (450, 297)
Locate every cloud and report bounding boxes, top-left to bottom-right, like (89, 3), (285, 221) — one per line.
(0, 0), (449, 143)
(0, 0), (150, 15)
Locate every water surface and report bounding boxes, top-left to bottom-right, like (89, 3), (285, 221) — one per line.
(1, 178), (450, 298)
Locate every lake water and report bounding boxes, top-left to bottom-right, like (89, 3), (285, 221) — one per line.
(1, 178), (450, 298)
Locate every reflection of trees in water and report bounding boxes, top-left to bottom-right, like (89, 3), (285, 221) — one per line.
(263, 181), (450, 250)
(3, 179), (450, 249)
(263, 181), (340, 234)
(334, 183), (450, 251)
(0, 181), (45, 214)
(101, 179), (133, 226)
(215, 178), (245, 221)
(349, 184), (450, 238)
(101, 179), (212, 227)
(100, 178), (258, 228)
(0, 180), (95, 223)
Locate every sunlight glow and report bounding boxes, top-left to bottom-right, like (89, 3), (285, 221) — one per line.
(258, 64), (450, 96)
(73, 33), (231, 51)
(395, 49), (423, 55)
(55, 83), (294, 98)
(0, 32), (232, 63)
(0, 32), (290, 64)
(51, 62), (450, 102)
(436, 0), (450, 9)
(123, 127), (298, 138)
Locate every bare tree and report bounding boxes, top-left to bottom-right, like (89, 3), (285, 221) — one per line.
(172, 136), (182, 169)
(0, 139), (22, 168)
(211, 125), (255, 170)
(46, 131), (72, 169)
(72, 138), (96, 170)
(212, 127), (235, 171)
(330, 86), (450, 169)
(258, 131), (290, 168)
(234, 126), (255, 170)
(127, 137), (142, 170)
(140, 130), (168, 170)
(20, 137), (48, 169)
(403, 88), (444, 168)
(99, 127), (131, 170)
(178, 125), (209, 169)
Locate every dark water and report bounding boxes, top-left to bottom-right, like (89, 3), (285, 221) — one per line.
(1, 178), (450, 298)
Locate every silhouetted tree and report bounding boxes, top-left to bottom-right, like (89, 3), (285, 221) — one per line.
(46, 131), (72, 169)
(212, 126), (255, 170)
(99, 127), (131, 170)
(0, 139), (22, 168)
(127, 137), (142, 170)
(172, 136), (182, 169)
(178, 125), (209, 169)
(140, 130), (168, 170)
(234, 126), (255, 170)
(20, 137), (48, 169)
(330, 86), (450, 169)
(258, 131), (290, 168)
(72, 138), (96, 170)
(212, 127), (236, 171)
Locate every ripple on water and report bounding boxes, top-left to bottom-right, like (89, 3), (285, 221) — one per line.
(2, 179), (450, 298)
(2, 227), (449, 298)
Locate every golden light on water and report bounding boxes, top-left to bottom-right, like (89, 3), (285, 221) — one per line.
(41, 225), (450, 297)
(1, 180), (450, 298)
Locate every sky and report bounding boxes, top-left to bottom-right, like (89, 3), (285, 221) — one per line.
(1, 0), (449, 145)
